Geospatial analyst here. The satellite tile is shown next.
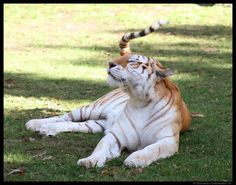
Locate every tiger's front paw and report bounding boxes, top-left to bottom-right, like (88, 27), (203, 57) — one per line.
(38, 125), (57, 136)
(124, 152), (150, 168)
(26, 119), (44, 131)
(77, 154), (106, 168)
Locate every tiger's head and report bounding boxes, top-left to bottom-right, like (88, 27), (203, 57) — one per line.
(107, 54), (173, 99)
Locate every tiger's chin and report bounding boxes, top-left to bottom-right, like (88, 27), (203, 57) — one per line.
(107, 75), (120, 87)
(107, 75), (128, 91)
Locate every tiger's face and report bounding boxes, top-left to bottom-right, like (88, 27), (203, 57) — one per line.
(107, 54), (148, 88)
(107, 54), (173, 97)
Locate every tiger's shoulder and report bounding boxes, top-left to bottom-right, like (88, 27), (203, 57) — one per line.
(160, 77), (191, 132)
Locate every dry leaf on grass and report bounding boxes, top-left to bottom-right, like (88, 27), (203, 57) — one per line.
(42, 156), (56, 160)
(130, 168), (144, 176)
(32, 150), (47, 158)
(6, 167), (25, 176)
(5, 78), (15, 88)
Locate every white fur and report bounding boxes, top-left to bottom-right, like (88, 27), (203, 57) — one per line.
(26, 54), (180, 168)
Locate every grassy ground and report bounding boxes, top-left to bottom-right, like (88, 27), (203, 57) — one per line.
(4, 4), (232, 181)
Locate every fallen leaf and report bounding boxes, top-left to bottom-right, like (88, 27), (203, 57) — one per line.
(29, 137), (36, 142)
(32, 150), (47, 158)
(42, 156), (55, 160)
(101, 168), (116, 176)
(209, 89), (214, 93)
(130, 168), (144, 175)
(6, 167), (25, 176)
(5, 78), (15, 88)
(21, 136), (30, 143)
(191, 112), (205, 118)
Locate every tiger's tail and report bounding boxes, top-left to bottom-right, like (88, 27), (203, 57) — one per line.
(119, 20), (169, 56)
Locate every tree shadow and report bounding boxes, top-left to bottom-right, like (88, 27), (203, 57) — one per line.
(4, 23), (232, 123)
(24, 24), (231, 70)
(5, 107), (64, 122)
(4, 72), (113, 102)
(109, 24), (232, 38)
(27, 44), (119, 67)
(26, 40), (231, 70)
(4, 35), (232, 103)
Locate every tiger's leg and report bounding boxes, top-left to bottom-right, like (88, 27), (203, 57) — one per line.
(38, 120), (107, 136)
(26, 89), (126, 132)
(77, 132), (121, 168)
(124, 134), (179, 168)
(25, 113), (72, 132)
(25, 104), (110, 132)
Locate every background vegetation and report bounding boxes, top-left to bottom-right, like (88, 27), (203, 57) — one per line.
(4, 4), (232, 181)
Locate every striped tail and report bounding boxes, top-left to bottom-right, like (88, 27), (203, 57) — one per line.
(119, 20), (169, 56)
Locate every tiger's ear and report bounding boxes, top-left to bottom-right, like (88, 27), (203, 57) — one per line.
(156, 68), (174, 78)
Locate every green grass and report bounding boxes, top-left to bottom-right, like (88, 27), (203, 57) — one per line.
(4, 4), (232, 181)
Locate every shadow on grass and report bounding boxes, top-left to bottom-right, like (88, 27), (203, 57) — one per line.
(26, 24), (232, 68)
(5, 107), (64, 124)
(109, 24), (232, 38)
(4, 72), (113, 102)
(25, 24), (232, 69)
(26, 40), (232, 70)
(4, 33), (232, 102)
(4, 23), (232, 114)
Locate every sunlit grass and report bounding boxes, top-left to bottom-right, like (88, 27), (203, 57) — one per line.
(5, 152), (31, 163)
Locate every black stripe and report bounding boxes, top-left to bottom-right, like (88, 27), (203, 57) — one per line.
(124, 108), (142, 146)
(100, 91), (123, 106)
(88, 105), (94, 120)
(139, 30), (146, 37)
(122, 36), (127, 42)
(84, 122), (93, 133)
(117, 119), (129, 143)
(149, 26), (155, 32)
(147, 68), (154, 79)
(93, 89), (120, 108)
(97, 92), (127, 118)
(98, 112), (103, 120)
(119, 45), (127, 49)
(80, 105), (89, 121)
(145, 94), (168, 124)
(80, 108), (83, 121)
(94, 120), (105, 132)
(109, 131), (121, 150)
(68, 112), (74, 121)
(145, 92), (174, 128)
(119, 42), (127, 47)
(129, 33), (135, 39)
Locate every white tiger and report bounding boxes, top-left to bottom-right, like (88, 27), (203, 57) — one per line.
(25, 20), (192, 168)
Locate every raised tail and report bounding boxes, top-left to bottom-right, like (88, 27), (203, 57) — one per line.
(119, 20), (169, 56)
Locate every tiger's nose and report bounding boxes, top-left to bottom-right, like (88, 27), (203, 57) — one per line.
(109, 62), (117, 69)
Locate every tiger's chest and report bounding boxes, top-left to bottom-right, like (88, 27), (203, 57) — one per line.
(110, 105), (149, 150)
(110, 100), (179, 150)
